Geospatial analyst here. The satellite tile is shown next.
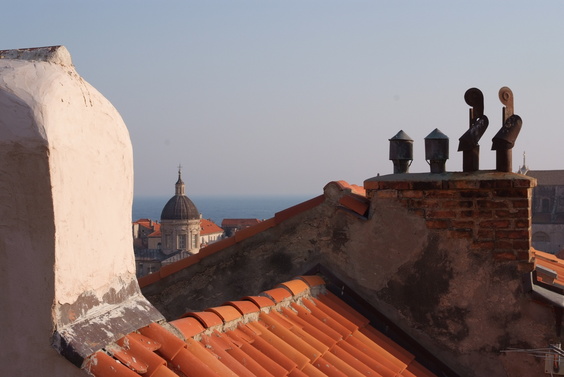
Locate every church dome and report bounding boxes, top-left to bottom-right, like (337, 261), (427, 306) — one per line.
(160, 170), (199, 221)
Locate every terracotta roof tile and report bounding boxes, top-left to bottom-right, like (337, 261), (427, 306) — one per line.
(127, 332), (161, 351)
(137, 323), (186, 360)
(137, 271), (161, 289)
(206, 305), (243, 322)
(182, 337), (239, 376)
(200, 334), (257, 377)
(234, 217), (276, 242)
(169, 317), (205, 338)
(197, 236), (236, 258)
(278, 279), (310, 296)
(327, 180), (367, 197)
(274, 195), (325, 224)
(86, 351), (141, 377)
(299, 275), (326, 287)
(338, 194), (370, 216)
(244, 295), (276, 309)
(239, 323), (300, 372)
(158, 254), (200, 278)
(200, 218), (223, 235)
(182, 311), (224, 328)
(533, 249), (564, 286)
(317, 291), (370, 328)
(84, 277), (439, 377)
(262, 287), (294, 303)
(170, 346), (220, 376)
(114, 334), (166, 375)
(224, 300), (261, 315)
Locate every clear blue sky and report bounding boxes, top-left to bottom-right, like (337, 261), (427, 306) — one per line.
(4, 1), (564, 196)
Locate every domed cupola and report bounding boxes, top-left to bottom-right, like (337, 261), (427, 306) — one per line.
(160, 168), (199, 221)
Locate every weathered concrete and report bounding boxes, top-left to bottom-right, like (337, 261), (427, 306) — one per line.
(0, 46), (162, 376)
(143, 171), (555, 376)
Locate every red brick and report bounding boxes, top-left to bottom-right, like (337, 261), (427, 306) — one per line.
(478, 220), (510, 229)
(516, 251), (532, 262)
(448, 229), (472, 239)
(494, 209), (529, 219)
(460, 190), (491, 198)
(477, 200), (508, 209)
(477, 229), (495, 239)
(512, 239), (531, 250)
(494, 251), (517, 261)
(511, 199), (530, 208)
(479, 180), (497, 189)
(426, 219), (450, 229)
(493, 180), (514, 189)
(424, 190), (459, 198)
(459, 210), (475, 218)
(514, 219), (530, 229)
(517, 261), (535, 272)
(494, 188), (530, 198)
(426, 209), (457, 219)
(363, 181), (380, 190)
(471, 241), (495, 250)
(373, 190), (398, 199)
(408, 208), (426, 217)
(442, 200), (473, 209)
(401, 190), (424, 198)
(494, 240), (513, 249)
(512, 179), (535, 188)
(452, 220), (474, 229)
(412, 181), (442, 190)
(446, 180), (481, 189)
(496, 229), (529, 240)
(378, 181), (412, 190)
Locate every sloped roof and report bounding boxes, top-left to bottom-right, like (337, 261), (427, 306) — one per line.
(201, 219), (224, 235)
(533, 248), (564, 288)
(527, 170), (564, 186)
(221, 218), (262, 227)
(84, 276), (437, 377)
(139, 181), (370, 288)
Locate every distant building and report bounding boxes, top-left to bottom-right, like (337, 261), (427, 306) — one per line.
(221, 218), (262, 237)
(200, 218), (224, 247)
(160, 168), (201, 254)
(133, 169), (224, 277)
(526, 169), (564, 254)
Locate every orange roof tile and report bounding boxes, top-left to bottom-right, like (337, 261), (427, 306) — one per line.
(225, 300), (261, 315)
(200, 218), (224, 235)
(85, 276), (439, 377)
(533, 248), (564, 287)
(206, 305), (243, 322)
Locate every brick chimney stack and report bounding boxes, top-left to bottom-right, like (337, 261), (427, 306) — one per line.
(365, 171), (536, 268)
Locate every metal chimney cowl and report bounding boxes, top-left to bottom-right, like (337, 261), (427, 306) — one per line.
(389, 130), (413, 174)
(425, 128), (449, 174)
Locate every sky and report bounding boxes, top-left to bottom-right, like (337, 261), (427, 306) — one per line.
(3, 1), (564, 197)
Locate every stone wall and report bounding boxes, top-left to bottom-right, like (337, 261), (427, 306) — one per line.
(143, 171), (557, 376)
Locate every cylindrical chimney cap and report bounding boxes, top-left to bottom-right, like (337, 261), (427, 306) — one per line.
(389, 130), (414, 174)
(389, 130), (413, 160)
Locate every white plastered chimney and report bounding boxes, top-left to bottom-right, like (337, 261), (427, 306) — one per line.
(0, 46), (162, 376)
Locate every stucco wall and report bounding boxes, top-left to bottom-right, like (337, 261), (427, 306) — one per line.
(0, 46), (156, 376)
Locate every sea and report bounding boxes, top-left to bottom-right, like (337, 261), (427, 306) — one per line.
(132, 195), (313, 225)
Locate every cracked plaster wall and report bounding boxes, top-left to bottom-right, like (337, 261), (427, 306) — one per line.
(0, 46), (142, 376)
